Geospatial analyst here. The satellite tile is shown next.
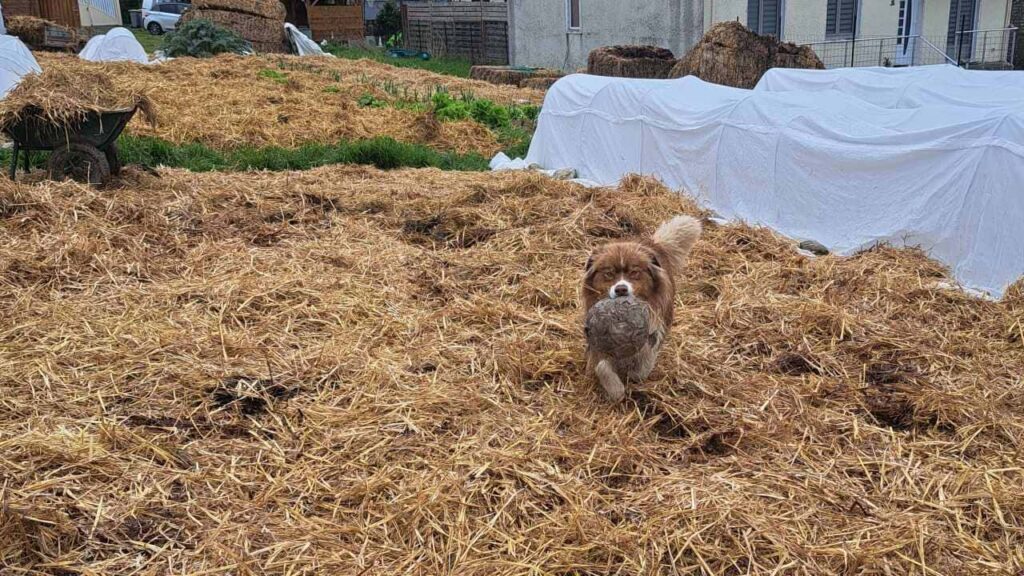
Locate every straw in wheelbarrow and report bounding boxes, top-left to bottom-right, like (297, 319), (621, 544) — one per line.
(0, 67), (157, 131)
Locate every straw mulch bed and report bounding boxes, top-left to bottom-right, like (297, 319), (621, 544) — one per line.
(32, 53), (541, 154)
(4, 15), (80, 50)
(671, 21), (824, 88)
(587, 45), (677, 79)
(1, 165), (1022, 574)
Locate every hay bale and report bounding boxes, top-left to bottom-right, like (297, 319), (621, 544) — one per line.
(671, 21), (824, 88)
(5, 15), (79, 50)
(519, 76), (560, 91)
(0, 66), (157, 130)
(180, 9), (286, 51)
(587, 45), (676, 79)
(470, 66), (564, 87)
(192, 0), (286, 20)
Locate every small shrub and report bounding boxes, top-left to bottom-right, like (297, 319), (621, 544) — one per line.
(323, 85), (341, 94)
(161, 19), (248, 58)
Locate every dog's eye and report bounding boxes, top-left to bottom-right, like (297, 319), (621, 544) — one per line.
(601, 270), (615, 280)
(628, 270), (643, 280)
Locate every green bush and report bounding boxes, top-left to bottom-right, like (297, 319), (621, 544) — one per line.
(161, 19), (248, 58)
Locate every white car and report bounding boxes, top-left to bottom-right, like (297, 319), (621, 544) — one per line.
(142, 0), (190, 35)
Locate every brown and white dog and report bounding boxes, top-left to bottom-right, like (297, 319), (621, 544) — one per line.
(582, 215), (702, 401)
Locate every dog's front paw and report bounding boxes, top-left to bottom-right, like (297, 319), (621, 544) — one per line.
(595, 359), (626, 402)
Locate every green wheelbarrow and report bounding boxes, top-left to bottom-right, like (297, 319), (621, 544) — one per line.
(3, 105), (138, 185)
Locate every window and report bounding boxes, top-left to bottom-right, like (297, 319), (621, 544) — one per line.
(747, 0), (782, 37)
(826, 0), (858, 38)
(567, 0), (580, 30)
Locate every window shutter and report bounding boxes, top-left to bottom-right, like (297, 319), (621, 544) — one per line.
(748, 0), (780, 36)
(827, 0), (857, 37)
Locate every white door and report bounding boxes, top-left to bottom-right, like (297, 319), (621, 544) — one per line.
(895, 0), (923, 65)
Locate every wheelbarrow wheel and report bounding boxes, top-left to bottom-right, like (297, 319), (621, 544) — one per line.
(104, 142), (122, 177)
(48, 141), (111, 185)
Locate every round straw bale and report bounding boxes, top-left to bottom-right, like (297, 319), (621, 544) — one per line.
(671, 21), (823, 88)
(587, 45), (677, 79)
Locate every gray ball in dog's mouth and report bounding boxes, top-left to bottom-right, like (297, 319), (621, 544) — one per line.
(585, 297), (652, 358)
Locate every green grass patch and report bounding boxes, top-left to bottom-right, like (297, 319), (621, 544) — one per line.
(131, 28), (164, 54)
(324, 44), (472, 78)
(257, 69), (289, 84)
(0, 135), (491, 174)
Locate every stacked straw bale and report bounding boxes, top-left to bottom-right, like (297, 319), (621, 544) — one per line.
(180, 0), (287, 53)
(4, 15), (80, 50)
(587, 45), (677, 79)
(671, 21), (824, 88)
(470, 65), (565, 88)
(2, 164), (1023, 574)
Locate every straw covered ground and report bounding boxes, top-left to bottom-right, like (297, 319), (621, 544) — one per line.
(1, 166), (1023, 574)
(31, 53), (543, 154)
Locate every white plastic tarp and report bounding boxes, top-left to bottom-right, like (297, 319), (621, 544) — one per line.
(757, 65), (1024, 109)
(79, 27), (150, 64)
(284, 23), (332, 57)
(1, 35), (42, 99)
(526, 73), (1024, 297)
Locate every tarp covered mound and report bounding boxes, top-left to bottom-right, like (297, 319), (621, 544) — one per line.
(79, 27), (150, 64)
(0, 35), (42, 99)
(526, 73), (1024, 297)
(757, 65), (1024, 109)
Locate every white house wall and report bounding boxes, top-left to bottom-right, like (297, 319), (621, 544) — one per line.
(858, 0), (900, 38)
(782, 0), (827, 41)
(509, 0), (702, 71)
(79, 0), (123, 27)
(705, 0), (747, 30)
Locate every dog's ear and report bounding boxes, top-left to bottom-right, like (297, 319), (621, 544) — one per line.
(649, 253), (661, 270)
(585, 254), (595, 271)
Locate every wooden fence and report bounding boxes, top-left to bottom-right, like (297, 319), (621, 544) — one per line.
(402, 2), (508, 65)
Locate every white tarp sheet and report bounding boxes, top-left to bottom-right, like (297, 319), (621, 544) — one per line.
(0, 35), (41, 99)
(757, 65), (1024, 109)
(79, 27), (149, 64)
(284, 23), (331, 57)
(526, 72), (1024, 297)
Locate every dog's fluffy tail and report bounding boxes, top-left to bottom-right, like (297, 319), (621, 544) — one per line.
(652, 215), (702, 273)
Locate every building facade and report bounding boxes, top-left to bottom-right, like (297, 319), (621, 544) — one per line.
(508, 0), (703, 70)
(709, 0), (1016, 67)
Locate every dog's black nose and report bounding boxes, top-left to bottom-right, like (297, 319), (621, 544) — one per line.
(614, 284), (629, 297)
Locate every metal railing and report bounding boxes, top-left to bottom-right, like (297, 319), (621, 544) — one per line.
(950, 27), (1017, 69)
(797, 28), (1017, 69)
